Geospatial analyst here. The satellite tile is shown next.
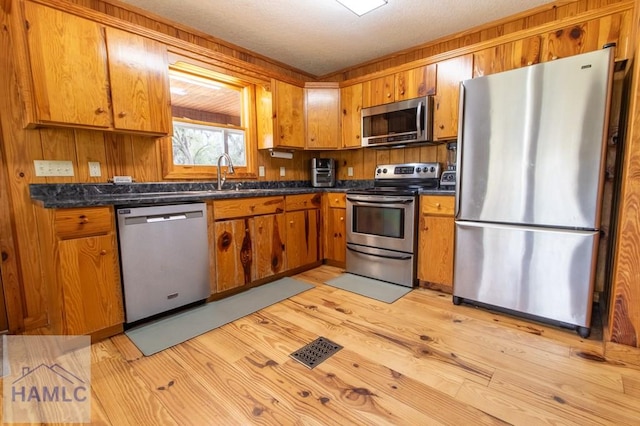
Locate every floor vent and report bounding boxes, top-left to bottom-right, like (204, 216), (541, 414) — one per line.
(290, 337), (342, 369)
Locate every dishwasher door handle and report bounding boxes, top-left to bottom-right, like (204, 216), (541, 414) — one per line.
(146, 214), (187, 223)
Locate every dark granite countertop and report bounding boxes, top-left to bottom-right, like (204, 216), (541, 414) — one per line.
(30, 180), (373, 208)
(419, 188), (455, 196)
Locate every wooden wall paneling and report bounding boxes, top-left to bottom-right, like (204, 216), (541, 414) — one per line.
(546, 20), (601, 60)
(607, 0), (640, 354)
(526, 8), (558, 28)
(473, 36), (541, 78)
(130, 136), (162, 182)
(403, 146), (421, 163)
(75, 129), (108, 182)
(0, 120), (25, 333)
(0, 6), (48, 330)
(419, 146), (438, 163)
(104, 133), (134, 179)
(362, 148), (377, 179)
(389, 149), (405, 164)
(375, 149), (391, 165)
(39, 128), (78, 184)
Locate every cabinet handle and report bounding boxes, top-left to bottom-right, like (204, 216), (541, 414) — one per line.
(95, 107), (105, 114)
(100, 250), (107, 256)
(118, 111), (127, 118)
(79, 215), (89, 224)
(290, 221), (294, 224)
(386, 92), (391, 98)
(340, 217), (344, 221)
(436, 203), (441, 208)
(439, 124), (445, 130)
(400, 89), (405, 95)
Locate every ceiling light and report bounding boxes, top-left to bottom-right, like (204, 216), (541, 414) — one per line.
(336, 0), (387, 16)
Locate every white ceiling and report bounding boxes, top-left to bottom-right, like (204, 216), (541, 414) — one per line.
(119, 0), (555, 77)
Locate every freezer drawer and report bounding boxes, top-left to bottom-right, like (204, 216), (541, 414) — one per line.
(453, 221), (599, 328)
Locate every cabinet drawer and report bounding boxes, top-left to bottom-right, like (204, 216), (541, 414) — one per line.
(213, 196), (284, 220)
(54, 207), (114, 238)
(421, 196), (455, 216)
(327, 193), (346, 208)
(286, 193), (322, 211)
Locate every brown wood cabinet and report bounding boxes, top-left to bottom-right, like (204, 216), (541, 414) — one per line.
(433, 55), (473, 141)
(257, 79), (305, 149)
(417, 195), (455, 293)
(285, 193), (321, 270)
(340, 83), (363, 149)
(36, 206), (124, 337)
(212, 197), (286, 293)
(323, 193), (346, 266)
(395, 64), (437, 101)
(305, 82), (340, 149)
(363, 74), (395, 107)
(18, 2), (171, 135)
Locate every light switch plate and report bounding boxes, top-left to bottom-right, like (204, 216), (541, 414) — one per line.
(279, 166), (286, 177)
(88, 161), (101, 177)
(34, 160), (74, 177)
(259, 166), (265, 177)
(348, 167), (354, 177)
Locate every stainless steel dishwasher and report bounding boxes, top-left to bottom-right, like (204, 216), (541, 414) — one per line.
(116, 203), (209, 324)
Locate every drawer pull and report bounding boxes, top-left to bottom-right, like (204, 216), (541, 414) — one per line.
(118, 111), (127, 118)
(340, 217), (344, 221)
(95, 107), (105, 114)
(99, 250), (107, 256)
(436, 203), (441, 208)
(79, 215), (89, 224)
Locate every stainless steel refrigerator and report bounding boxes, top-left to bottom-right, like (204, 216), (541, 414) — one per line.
(453, 48), (615, 338)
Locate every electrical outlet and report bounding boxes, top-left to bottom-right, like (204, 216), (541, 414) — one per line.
(88, 161), (101, 177)
(259, 166), (265, 177)
(348, 167), (354, 177)
(279, 166), (286, 177)
(34, 160), (74, 177)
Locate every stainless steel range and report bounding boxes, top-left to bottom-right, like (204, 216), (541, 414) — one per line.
(346, 163), (441, 287)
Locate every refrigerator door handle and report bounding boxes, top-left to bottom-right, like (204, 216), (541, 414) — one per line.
(455, 82), (465, 218)
(455, 220), (598, 235)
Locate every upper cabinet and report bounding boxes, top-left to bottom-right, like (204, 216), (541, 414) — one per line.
(433, 54), (473, 141)
(395, 64), (436, 101)
(257, 79), (305, 150)
(18, 2), (171, 135)
(362, 65), (436, 108)
(104, 27), (172, 134)
(304, 82), (340, 150)
(362, 74), (395, 107)
(340, 83), (363, 149)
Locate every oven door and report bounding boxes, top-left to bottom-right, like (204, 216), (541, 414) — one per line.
(346, 193), (416, 253)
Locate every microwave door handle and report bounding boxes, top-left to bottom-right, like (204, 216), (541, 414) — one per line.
(416, 100), (423, 138)
(347, 245), (412, 260)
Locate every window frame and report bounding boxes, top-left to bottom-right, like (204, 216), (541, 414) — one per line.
(161, 63), (257, 180)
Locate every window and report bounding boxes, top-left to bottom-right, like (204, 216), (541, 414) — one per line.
(162, 62), (256, 179)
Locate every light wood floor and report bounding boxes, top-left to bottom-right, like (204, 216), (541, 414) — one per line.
(11, 265), (640, 424)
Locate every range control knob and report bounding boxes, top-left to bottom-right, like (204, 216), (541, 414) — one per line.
(415, 167), (421, 173)
(383, 168), (387, 173)
(430, 166), (435, 173)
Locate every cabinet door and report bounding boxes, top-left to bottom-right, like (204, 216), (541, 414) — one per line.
(418, 216), (455, 292)
(273, 80), (305, 149)
(254, 213), (286, 280)
(58, 234), (123, 334)
(362, 75), (395, 107)
(214, 218), (255, 292)
(305, 84), (340, 149)
(326, 207), (346, 264)
(395, 64), (436, 100)
(285, 210), (320, 270)
(105, 27), (172, 135)
(24, 2), (111, 128)
(340, 83), (363, 148)
(434, 55), (473, 140)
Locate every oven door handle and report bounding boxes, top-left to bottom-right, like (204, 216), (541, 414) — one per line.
(347, 245), (412, 260)
(346, 196), (414, 205)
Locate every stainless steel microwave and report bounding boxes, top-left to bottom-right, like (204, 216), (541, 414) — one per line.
(361, 96), (433, 148)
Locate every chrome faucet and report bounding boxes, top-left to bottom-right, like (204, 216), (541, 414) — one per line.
(216, 153), (235, 190)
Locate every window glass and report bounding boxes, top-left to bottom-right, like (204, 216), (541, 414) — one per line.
(163, 63), (255, 178)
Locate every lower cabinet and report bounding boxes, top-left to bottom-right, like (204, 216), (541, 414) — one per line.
(212, 197), (286, 293)
(323, 192), (346, 265)
(284, 193), (322, 271)
(417, 195), (455, 293)
(36, 206), (124, 337)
